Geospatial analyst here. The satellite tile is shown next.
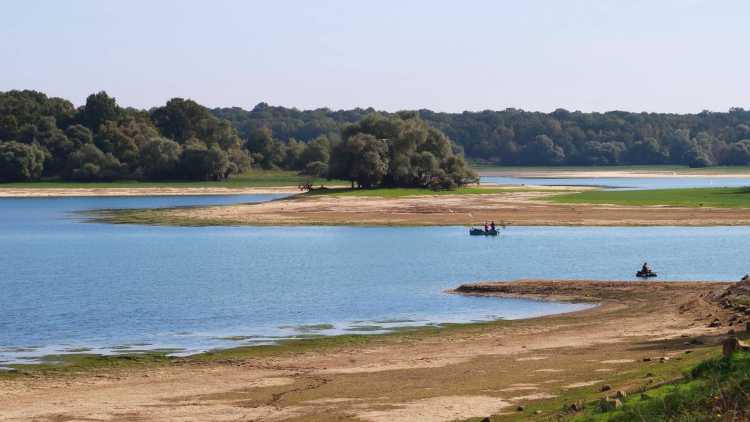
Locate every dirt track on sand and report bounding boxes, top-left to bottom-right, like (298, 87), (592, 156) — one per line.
(0, 280), (739, 422)
(140, 189), (750, 226)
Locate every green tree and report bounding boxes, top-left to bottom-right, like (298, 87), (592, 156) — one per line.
(64, 144), (123, 180)
(246, 127), (285, 169)
(301, 160), (328, 178)
(179, 140), (231, 181)
(139, 137), (183, 179)
(721, 140), (750, 165)
(299, 136), (331, 167)
(521, 135), (565, 165)
(330, 133), (389, 188)
(77, 91), (121, 131)
(0, 141), (45, 181)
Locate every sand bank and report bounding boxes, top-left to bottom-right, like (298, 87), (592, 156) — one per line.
(99, 188), (750, 226)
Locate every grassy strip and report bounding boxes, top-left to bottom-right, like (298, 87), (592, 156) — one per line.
(0, 170), (347, 189)
(572, 348), (750, 421)
(473, 165), (750, 175)
(305, 186), (551, 198)
(465, 346), (719, 421)
(550, 187), (750, 208)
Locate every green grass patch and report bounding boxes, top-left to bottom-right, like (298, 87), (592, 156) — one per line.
(550, 187), (750, 208)
(0, 170), (347, 189)
(306, 186), (547, 198)
(468, 346), (719, 422)
(574, 349), (750, 421)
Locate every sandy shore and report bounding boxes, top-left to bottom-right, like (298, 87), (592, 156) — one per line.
(0, 186), (302, 198)
(104, 188), (750, 226)
(0, 279), (740, 422)
(480, 168), (750, 178)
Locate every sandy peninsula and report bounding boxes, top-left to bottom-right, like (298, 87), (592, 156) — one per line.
(0, 279), (743, 422)
(97, 186), (750, 227)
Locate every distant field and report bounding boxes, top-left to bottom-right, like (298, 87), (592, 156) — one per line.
(551, 187), (750, 208)
(307, 186), (547, 198)
(473, 164), (750, 174)
(0, 170), (347, 189)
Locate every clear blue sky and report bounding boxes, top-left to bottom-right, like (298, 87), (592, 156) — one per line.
(1, 0), (748, 113)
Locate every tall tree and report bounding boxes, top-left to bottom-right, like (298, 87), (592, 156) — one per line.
(77, 91), (121, 131)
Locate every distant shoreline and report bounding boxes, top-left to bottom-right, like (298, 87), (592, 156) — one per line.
(2, 167), (750, 197)
(478, 168), (750, 179)
(0, 186), (302, 198)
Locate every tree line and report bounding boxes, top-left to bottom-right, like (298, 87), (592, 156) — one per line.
(214, 103), (750, 167)
(4, 90), (750, 186)
(0, 90), (252, 182)
(0, 90), (476, 188)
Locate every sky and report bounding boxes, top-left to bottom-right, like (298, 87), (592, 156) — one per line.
(1, 0), (748, 113)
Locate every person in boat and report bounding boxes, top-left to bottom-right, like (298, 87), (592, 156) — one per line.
(490, 221), (496, 232)
(641, 262), (651, 274)
(484, 222), (489, 232)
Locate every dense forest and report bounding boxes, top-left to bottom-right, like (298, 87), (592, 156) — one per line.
(0, 91), (252, 182)
(3, 89), (750, 186)
(0, 90), (475, 188)
(215, 104), (750, 168)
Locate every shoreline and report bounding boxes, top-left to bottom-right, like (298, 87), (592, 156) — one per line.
(0, 279), (741, 421)
(92, 187), (750, 227)
(1, 167), (749, 198)
(0, 186), (302, 198)
(478, 168), (750, 179)
(2, 290), (595, 368)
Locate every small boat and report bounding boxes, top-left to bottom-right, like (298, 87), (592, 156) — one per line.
(636, 270), (657, 278)
(470, 228), (499, 236)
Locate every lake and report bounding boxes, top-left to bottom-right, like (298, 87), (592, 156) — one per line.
(1, 179), (747, 364)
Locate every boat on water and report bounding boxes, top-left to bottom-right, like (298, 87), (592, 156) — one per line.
(469, 228), (499, 236)
(636, 270), (657, 278)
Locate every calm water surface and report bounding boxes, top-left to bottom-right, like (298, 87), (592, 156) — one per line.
(1, 182), (747, 364)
